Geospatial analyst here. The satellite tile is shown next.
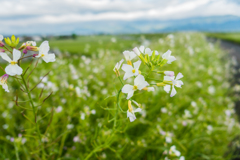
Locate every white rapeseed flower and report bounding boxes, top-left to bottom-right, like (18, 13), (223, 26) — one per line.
(0, 49), (23, 76)
(123, 51), (136, 65)
(36, 41), (56, 63)
(169, 145), (181, 157)
(0, 74), (9, 92)
(122, 74), (149, 99)
(139, 46), (153, 56)
(113, 59), (124, 74)
(121, 60), (141, 80)
(164, 73), (183, 97)
(127, 100), (142, 122)
(162, 50), (176, 64)
(0, 35), (3, 41)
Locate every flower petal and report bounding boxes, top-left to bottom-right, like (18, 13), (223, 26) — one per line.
(5, 64), (23, 76)
(13, 49), (21, 61)
(175, 80), (184, 88)
(39, 41), (50, 54)
(122, 64), (133, 72)
(0, 53), (11, 63)
(164, 76), (173, 81)
(126, 90), (134, 99)
(167, 56), (176, 64)
(133, 47), (141, 56)
(134, 74), (145, 86)
(162, 50), (171, 59)
(133, 60), (141, 70)
(129, 51), (136, 60)
(134, 108), (142, 113)
(164, 85), (171, 93)
(122, 84), (134, 94)
(0, 35), (3, 41)
(139, 46), (145, 53)
(123, 71), (134, 80)
(170, 86), (177, 97)
(145, 48), (152, 56)
(127, 111), (136, 122)
(176, 73), (183, 80)
(2, 83), (9, 92)
(138, 81), (149, 90)
(42, 54), (56, 63)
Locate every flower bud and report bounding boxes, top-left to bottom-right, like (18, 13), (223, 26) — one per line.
(33, 54), (38, 57)
(128, 100), (133, 112)
(156, 83), (166, 86)
(0, 49), (5, 52)
(26, 46), (39, 51)
(0, 41), (4, 47)
(23, 49), (28, 54)
(133, 47), (141, 56)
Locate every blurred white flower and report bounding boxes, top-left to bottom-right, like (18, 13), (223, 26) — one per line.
(36, 41), (56, 63)
(73, 136), (80, 143)
(67, 124), (74, 130)
(123, 50), (136, 65)
(56, 106), (63, 113)
(169, 145), (181, 156)
(161, 107), (167, 113)
(162, 50), (176, 64)
(122, 60), (141, 80)
(113, 59), (124, 74)
(164, 73), (184, 97)
(0, 74), (9, 92)
(0, 49), (23, 76)
(122, 74), (149, 99)
(127, 100), (142, 122)
(139, 46), (153, 56)
(208, 86), (215, 95)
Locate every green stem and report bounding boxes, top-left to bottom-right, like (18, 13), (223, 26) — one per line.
(113, 89), (122, 131)
(21, 75), (46, 160)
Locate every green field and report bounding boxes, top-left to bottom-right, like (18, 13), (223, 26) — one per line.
(207, 33), (240, 44)
(0, 33), (239, 159)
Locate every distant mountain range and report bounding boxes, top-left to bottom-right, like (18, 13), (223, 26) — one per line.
(13, 15), (240, 36)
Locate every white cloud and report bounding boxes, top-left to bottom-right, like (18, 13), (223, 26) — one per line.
(0, 0), (239, 34)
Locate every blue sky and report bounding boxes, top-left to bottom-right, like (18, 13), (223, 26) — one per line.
(0, 0), (239, 35)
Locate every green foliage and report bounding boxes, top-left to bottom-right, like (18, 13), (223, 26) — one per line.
(206, 32), (240, 44)
(0, 33), (239, 159)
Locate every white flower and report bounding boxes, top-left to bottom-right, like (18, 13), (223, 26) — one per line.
(0, 35), (3, 41)
(121, 60), (141, 80)
(0, 74), (9, 92)
(180, 156), (185, 160)
(123, 51), (136, 64)
(164, 73), (183, 97)
(162, 50), (176, 64)
(133, 47), (141, 56)
(169, 145), (181, 157)
(127, 100), (142, 122)
(122, 74), (149, 99)
(113, 59), (124, 73)
(139, 46), (153, 56)
(164, 71), (174, 77)
(36, 41), (56, 63)
(0, 49), (23, 76)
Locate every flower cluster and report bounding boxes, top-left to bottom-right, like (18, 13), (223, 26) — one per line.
(113, 46), (183, 122)
(0, 35), (56, 92)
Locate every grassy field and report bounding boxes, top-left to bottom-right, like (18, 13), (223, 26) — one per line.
(206, 33), (240, 44)
(0, 32), (239, 159)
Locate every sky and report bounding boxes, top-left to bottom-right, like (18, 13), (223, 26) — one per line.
(0, 0), (239, 35)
